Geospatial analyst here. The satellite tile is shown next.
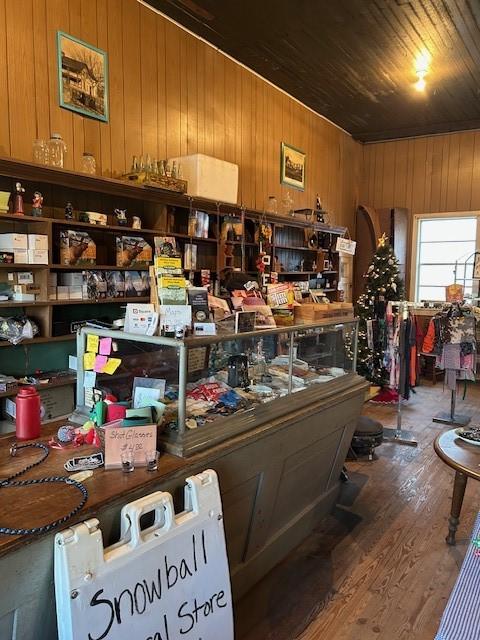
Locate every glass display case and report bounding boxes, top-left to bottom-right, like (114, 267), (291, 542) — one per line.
(74, 319), (358, 457)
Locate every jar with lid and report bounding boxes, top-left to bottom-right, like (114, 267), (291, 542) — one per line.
(81, 152), (96, 175)
(32, 139), (47, 165)
(47, 133), (67, 168)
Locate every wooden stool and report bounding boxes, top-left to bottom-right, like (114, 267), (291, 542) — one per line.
(420, 352), (444, 385)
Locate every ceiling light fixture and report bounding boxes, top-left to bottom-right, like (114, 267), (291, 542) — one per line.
(413, 50), (431, 92)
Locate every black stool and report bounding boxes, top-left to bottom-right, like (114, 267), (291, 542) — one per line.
(350, 416), (384, 461)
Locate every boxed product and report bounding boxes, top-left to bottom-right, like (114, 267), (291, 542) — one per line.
(86, 211), (107, 226)
(106, 271), (125, 298)
(60, 230), (96, 266)
(157, 274), (186, 304)
(48, 272), (58, 287)
(68, 286), (83, 300)
(0, 375), (17, 393)
(169, 154), (239, 204)
(116, 236), (152, 268)
(28, 234), (48, 251)
(13, 284), (41, 295)
(0, 251), (14, 264)
(184, 244), (198, 270)
(27, 249), (48, 264)
(0, 233), (28, 250)
(83, 271), (107, 299)
(12, 292), (35, 302)
(8, 271), (34, 284)
(125, 271), (150, 297)
(57, 286), (69, 300)
(59, 272), (85, 287)
(48, 287), (57, 300)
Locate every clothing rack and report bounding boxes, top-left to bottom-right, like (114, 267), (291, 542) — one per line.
(431, 302), (473, 427)
(382, 301), (418, 447)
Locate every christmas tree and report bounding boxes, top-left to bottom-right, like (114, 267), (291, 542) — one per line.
(356, 234), (404, 385)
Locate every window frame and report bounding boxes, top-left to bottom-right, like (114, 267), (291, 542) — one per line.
(411, 211), (480, 302)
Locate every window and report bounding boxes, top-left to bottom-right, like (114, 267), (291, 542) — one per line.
(415, 216), (477, 302)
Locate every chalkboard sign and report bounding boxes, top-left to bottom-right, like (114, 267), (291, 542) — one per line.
(55, 470), (233, 640)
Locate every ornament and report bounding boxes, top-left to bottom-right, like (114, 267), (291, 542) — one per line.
(65, 201), (74, 220)
(115, 208), (128, 225)
(12, 182), (25, 215)
(132, 216), (142, 229)
(31, 191), (43, 217)
(377, 233), (388, 248)
(57, 424), (76, 443)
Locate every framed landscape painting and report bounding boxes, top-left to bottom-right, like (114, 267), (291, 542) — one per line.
(57, 31), (109, 122)
(280, 142), (306, 191)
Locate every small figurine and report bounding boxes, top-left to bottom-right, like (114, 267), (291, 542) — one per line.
(12, 182), (25, 215)
(65, 201), (74, 220)
(132, 216), (141, 229)
(78, 211), (89, 223)
(114, 208), (128, 226)
(316, 193), (322, 211)
(158, 160), (166, 176)
(171, 160), (178, 179)
(31, 191), (43, 217)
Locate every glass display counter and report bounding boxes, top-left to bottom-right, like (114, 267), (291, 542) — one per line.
(74, 320), (358, 456)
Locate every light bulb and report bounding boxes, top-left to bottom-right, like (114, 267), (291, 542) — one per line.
(415, 77), (426, 92)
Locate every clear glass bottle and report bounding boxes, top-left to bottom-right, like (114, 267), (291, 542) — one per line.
(81, 152), (96, 175)
(32, 139), (47, 165)
(47, 133), (67, 168)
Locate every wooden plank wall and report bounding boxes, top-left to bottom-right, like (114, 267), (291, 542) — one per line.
(361, 130), (480, 214)
(0, 0), (361, 230)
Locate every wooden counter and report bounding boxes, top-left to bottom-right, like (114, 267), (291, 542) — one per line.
(0, 372), (368, 639)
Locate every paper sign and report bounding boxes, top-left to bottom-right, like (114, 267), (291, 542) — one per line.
(102, 357), (122, 375)
(83, 353), (95, 370)
(94, 355), (108, 373)
(86, 334), (99, 353)
(194, 322), (216, 335)
(159, 304), (192, 329)
(99, 337), (112, 356)
(134, 385), (165, 408)
(103, 423), (157, 469)
(336, 237), (357, 255)
(83, 371), (97, 389)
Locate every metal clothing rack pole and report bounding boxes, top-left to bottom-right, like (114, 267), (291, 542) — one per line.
(383, 301), (418, 447)
(431, 302), (472, 427)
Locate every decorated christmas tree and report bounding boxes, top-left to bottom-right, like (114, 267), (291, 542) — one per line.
(356, 234), (404, 386)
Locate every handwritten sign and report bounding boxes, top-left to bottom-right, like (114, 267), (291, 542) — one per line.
(55, 470), (234, 640)
(103, 423), (157, 469)
(335, 237), (357, 255)
(86, 334), (100, 353)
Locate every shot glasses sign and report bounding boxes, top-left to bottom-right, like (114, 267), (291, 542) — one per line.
(55, 470), (233, 640)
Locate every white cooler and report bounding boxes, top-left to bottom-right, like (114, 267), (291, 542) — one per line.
(170, 153), (239, 204)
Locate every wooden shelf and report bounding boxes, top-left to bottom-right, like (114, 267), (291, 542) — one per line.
(0, 301), (49, 308)
(278, 271), (318, 275)
(50, 296), (149, 306)
(170, 232), (218, 243)
(0, 374), (76, 399)
(50, 264), (148, 271)
(0, 263), (47, 269)
(0, 334), (75, 348)
(275, 245), (317, 251)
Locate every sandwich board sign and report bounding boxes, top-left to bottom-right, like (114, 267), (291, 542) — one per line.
(54, 470), (233, 640)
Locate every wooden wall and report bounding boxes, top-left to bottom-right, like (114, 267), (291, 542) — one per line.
(0, 0), (361, 229)
(361, 130), (480, 214)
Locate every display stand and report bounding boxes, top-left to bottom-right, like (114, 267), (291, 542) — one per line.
(383, 301), (418, 447)
(432, 388), (471, 427)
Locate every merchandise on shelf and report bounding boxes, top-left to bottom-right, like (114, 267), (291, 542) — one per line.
(60, 230), (96, 266)
(116, 236), (152, 268)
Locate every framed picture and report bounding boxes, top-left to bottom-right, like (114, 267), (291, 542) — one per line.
(280, 142), (306, 191)
(473, 252), (480, 279)
(57, 31), (109, 122)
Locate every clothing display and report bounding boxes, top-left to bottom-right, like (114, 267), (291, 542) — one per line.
(422, 305), (477, 391)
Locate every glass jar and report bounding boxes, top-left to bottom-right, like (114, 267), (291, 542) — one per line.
(47, 133), (67, 168)
(81, 152), (96, 175)
(266, 195), (277, 214)
(32, 139), (47, 165)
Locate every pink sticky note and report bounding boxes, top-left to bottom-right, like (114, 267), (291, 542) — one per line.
(99, 337), (112, 356)
(94, 355), (108, 373)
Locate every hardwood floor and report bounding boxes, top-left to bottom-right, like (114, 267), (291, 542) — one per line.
(237, 382), (480, 640)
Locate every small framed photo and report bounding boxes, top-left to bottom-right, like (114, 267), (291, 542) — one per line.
(280, 142), (306, 191)
(57, 31), (109, 122)
(473, 252), (480, 279)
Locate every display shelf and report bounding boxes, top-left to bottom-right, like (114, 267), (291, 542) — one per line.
(169, 232), (218, 243)
(49, 296), (149, 306)
(0, 334), (74, 348)
(322, 270), (338, 274)
(275, 245), (317, 251)
(0, 300), (50, 308)
(50, 264), (142, 271)
(0, 263), (47, 269)
(0, 374), (76, 399)
(278, 271), (319, 275)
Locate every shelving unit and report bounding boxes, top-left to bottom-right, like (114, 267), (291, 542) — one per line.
(0, 156), (347, 349)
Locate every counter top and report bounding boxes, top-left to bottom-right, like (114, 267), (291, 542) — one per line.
(0, 422), (188, 558)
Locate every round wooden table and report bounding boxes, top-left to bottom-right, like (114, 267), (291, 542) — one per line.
(434, 429), (480, 545)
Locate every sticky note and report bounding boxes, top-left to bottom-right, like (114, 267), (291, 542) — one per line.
(94, 355), (108, 373)
(83, 352), (95, 370)
(84, 371), (97, 388)
(86, 334), (99, 353)
(102, 357), (122, 375)
(99, 337), (112, 356)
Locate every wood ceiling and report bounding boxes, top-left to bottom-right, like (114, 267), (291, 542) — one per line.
(148, 0), (480, 142)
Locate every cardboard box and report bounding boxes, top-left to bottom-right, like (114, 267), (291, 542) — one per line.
(169, 153), (239, 204)
(59, 272), (85, 287)
(60, 230), (96, 266)
(56, 286), (69, 300)
(48, 272), (58, 287)
(28, 234), (48, 251)
(68, 285), (83, 300)
(48, 287), (57, 300)
(7, 271), (34, 284)
(27, 249), (48, 264)
(5, 385), (74, 421)
(13, 284), (41, 295)
(0, 233), (28, 250)
(12, 292), (35, 302)
(13, 249), (28, 264)
(116, 236), (152, 268)
(86, 211), (107, 225)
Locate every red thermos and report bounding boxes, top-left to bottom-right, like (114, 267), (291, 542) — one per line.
(15, 386), (41, 440)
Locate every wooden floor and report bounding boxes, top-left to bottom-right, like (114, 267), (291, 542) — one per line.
(237, 382), (480, 640)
